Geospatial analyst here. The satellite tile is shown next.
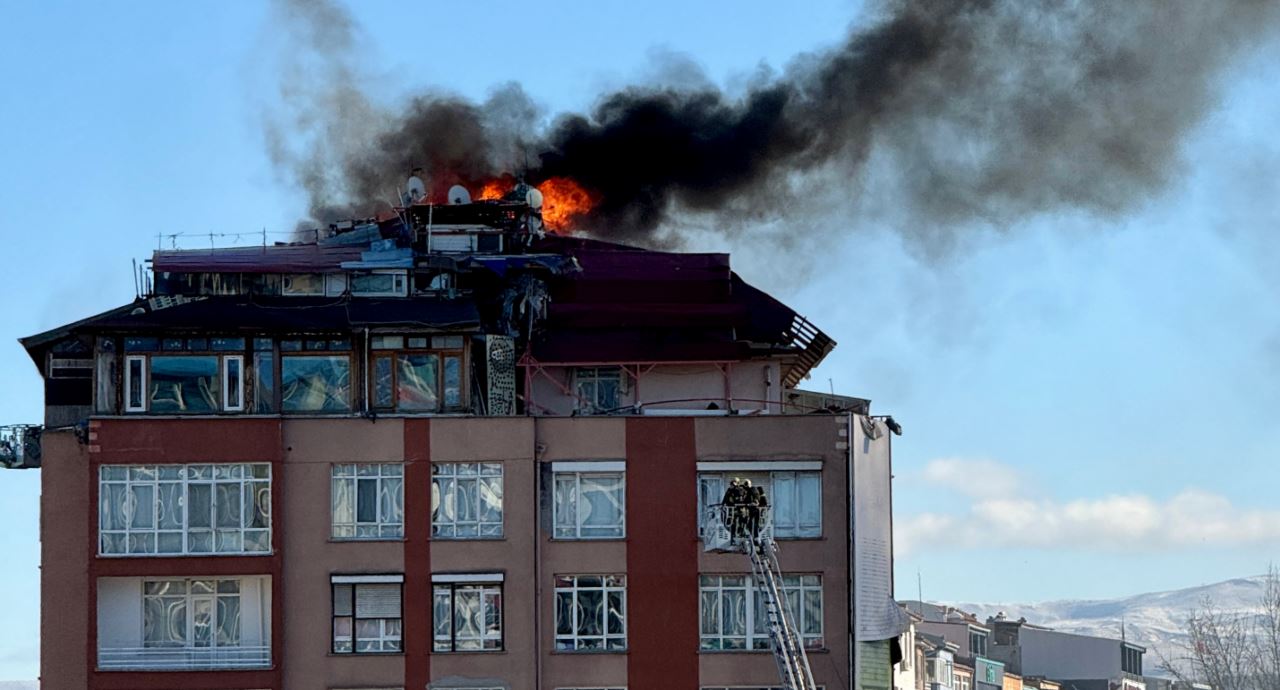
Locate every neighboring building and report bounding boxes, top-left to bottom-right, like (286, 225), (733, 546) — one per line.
(1003, 671), (1022, 690)
(14, 191), (902, 689)
(955, 662), (975, 690)
(986, 616), (1146, 690)
(895, 609), (924, 690)
(917, 632), (957, 690)
(1022, 677), (1061, 690)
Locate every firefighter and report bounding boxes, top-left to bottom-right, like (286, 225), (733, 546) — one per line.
(748, 483), (769, 539)
(720, 478), (744, 537)
(738, 479), (755, 540)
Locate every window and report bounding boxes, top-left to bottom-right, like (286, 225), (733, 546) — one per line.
(432, 463), (503, 539)
(928, 659), (954, 686)
(331, 464), (404, 539)
(332, 575), (403, 654)
(698, 470), (821, 538)
(970, 630), (988, 657)
(433, 576), (503, 652)
(369, 335), (465, 412)
(143, 579), (242, 649)
(282, 273), (323, 295)
(253, 338), (274, 413)
(554, 575), (626, 651)
(120, 338), (247, 414)
(574, 367), (622, 414)
(698, 574), (823, 651)
(98, 464), (271, 556)
(553, 467), (625, 539)
(281, 345), (352, 412)
(1122, 645), (1143, 674)
(350, 270), (408, 297)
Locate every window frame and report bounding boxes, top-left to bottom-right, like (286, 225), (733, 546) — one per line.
(573, 366), (624, 414)
(98, 463), (272, 557)
(141, 578), (244, 650)
(698, 573), (824, 651)
(279, 349), (354, 414)
(431, 462), (504, 539)
(368, 336), (467, 413)
(432, 577), (504, 652)
(553, 574), (627, 652)
(331, 463), (405, 540)
(119, 340), (250, 415)
(552, 468), (626, 540)
(331, 575), (404, 655)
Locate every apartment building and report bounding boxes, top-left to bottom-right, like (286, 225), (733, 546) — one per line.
(17, 191), (902, 690)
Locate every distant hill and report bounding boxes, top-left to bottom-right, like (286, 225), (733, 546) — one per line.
(932, 575), (1269, 676)
(0, 682), (37, 690)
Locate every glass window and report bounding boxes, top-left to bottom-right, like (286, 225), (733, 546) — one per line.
(148, 355), (220, 413)
(554, 575), (626, 651)
(350, 271), (407, 296)
(574, 367), (622, 414)
(397, 353), (439, 411)
(697, 471), (821, 539)
(331, 464), (404, 539)
(98, 464), (271, 556)
(253, 351), (274, 413)
(282, 273), (323, 295)
(332, 580), (403, 654)
(553, 472), (624, 539)
(223, 356), (244, 411)
(143, 579), (242, 649)
(433, 581), (503, 652)
(281, 355), (351, 412)
(698, 574), (822, 651)
(126, 356), (146, 412)
(432, 463), (503, 539)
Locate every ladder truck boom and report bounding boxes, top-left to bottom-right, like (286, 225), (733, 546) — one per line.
(705, 498), (819, 690)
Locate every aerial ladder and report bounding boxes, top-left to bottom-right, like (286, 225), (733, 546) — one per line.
(705, 496), (819, 690)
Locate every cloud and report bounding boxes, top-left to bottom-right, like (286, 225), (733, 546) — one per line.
(897, 460), (1280, 557)
(917, 457), (1023, 497)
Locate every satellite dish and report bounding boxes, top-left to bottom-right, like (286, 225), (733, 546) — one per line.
(448, 184), (472, 205)
(404, 175), (426, 203)
(526, 188), (544, 209)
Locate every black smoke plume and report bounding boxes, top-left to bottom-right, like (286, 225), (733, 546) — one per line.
(266, 0), (1280, 245)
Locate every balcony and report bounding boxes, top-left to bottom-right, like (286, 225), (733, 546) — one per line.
(0, 425), (41, 469)
(97, 645), (270, 670)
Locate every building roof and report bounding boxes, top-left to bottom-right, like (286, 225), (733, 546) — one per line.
(153, 244), (368, 273)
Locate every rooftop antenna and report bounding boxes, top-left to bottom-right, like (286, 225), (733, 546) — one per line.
(404, 169), (426, 205)
(131, 259), (140, 299)
(918, 569), (924, 618)
(828, 378), (835, 395)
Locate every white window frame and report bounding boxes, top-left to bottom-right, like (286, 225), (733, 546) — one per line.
(141, 578), (243, 650)
(698, 574), (823, 651)
(125, 355), (147, 412)
(573, 366), (624, 414)
(331, 463), (404, 540)
(432, 462), (504, 539)
(697, 470), (822, 539)
(332, 574), (404, 654)
(554, 575), (627, 651)
(222, 355), (244, 412)
(553, 468), (626, 540)
(98, 463), (272, 556)
(432, 575), (504, 652)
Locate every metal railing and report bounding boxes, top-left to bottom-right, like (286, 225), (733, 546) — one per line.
(0, 425), (41, 469)
(97, 645), (271, 670)
(703, 505), (774, 553)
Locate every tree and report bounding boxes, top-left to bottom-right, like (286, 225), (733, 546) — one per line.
(1159, 565), (1280, 690)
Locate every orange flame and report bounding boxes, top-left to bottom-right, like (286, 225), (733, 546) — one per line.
(477, 179), (509, 201)
(538, 177), (595, 232)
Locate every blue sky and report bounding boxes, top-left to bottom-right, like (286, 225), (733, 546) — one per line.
(2, 0), (1279, 680)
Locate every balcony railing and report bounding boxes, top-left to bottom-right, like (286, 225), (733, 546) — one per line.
(0, 425), (41, 469)
(97, 645), (270, 670)
(703, 504), (774, 553)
